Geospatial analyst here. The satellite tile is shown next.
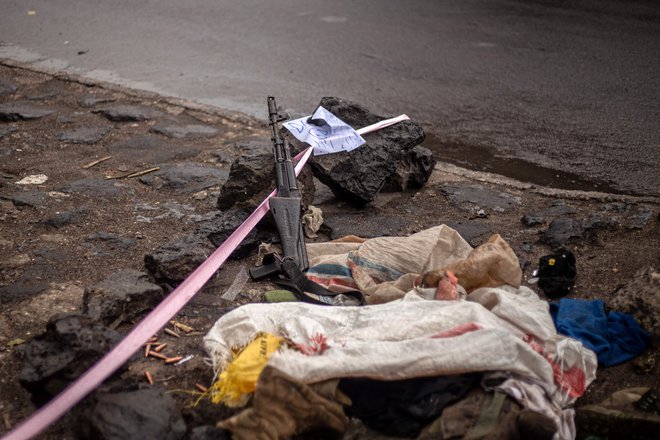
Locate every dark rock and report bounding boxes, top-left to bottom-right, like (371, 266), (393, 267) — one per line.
(94, 105), (163, 122)
(521, 201), (577, 226)
(288, 97), (425, 205)
(109, 135), (199, 163)
(33, 247), (68, 261)
(85, 232), (136, 254)
(518, 257), (531, 271)
(196, 207), (266, 258)
(210, 149), (235, 165)
(56, 113), (77, 124)
(610, 267), (660, 337)
(520, 242), (534, 254)
(139, 163), (229, 193)
(57, 126), (112, 144)
(150, 118), (218, 139)
(0, 262), (54, 303)
(188, 426), (231, 440)
(0, 79), (18, 96)
(599, 202), (654, 230)
(541, 205), (642, 248)
(82, 270), (163, 326)
(144, 234), (214, 283)
(17, 313), (123, 406)
(441, 184), (521, 213)
(216, 141), (273, 210)
(382, 145), (436, 191)
(0, 102), (54, 121)
(583, 213), (619, 232)
(311, 178), (337, 205)
(81, 386), (186, 440)
(79, 93), (115, 108)
(521, 214), (545, 227)
(217, 139), (315, 211)
(1, 190), (48, 207)
(45, 207), (90, 228)
(321, 211), (408, 240)
(0, 125), (17, 138)
(444, 222), (493, 247)
(27, 79), (66, 100)
(59, 178), (131, 198)
(540, 218), (585, 248)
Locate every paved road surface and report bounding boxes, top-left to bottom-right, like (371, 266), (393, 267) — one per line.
(1, 0), (658, 195)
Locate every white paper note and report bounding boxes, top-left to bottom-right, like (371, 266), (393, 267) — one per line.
(283, 106), (366, 155)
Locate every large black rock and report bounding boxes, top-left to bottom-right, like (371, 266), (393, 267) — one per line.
(383, 145), (436, 191)
(17, 313), (123, 406)
(144, 234), (215, 283)
(286, 97), (426, 205)
(196, 207), (268, 259)
(82, 270), (163, 326)
(216, 139), (315, 211)
(81, 386), (186, 440)
(216, 140), (273, 210)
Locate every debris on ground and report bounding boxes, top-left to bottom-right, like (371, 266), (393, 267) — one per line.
(0, 63), (658, 440)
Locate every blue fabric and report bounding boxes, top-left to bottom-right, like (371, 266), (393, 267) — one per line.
(550, 298), (650, 367)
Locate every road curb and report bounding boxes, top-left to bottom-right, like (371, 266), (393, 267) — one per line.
(2, 54), (657, 206)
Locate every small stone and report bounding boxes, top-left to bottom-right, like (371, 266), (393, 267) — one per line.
(0, 125), (17, 138)
(16, 174), (48, 185)
(109, 135), (198, 163)
(540, 218), (585, 248)
(59, 178), (131, 198)
(1, 190), (48, 207)
(0, 103), (54, 121)
(441, 184), (521, 212)
(150, 119), (218, 139)
(94, 105), (163, 122)
(322, 211), (408, 240)
(85, 232), (136, 251)
(0, 80), (18, 96)
(79, 93), (115, 108)
(192, 190), (208, 200)
(139, 163), (229, 193)
(27, 79), (66, 101)
(57, 126), (112, 144)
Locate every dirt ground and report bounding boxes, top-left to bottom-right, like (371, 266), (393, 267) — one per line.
(0, 63), (658, 439)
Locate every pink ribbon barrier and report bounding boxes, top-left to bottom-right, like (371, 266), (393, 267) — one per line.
(1, 147), (313, 440)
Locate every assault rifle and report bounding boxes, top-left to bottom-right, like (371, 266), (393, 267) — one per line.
(249, 96), (309, 281)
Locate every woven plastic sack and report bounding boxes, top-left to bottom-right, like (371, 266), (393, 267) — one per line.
(209, 332), (283, 407)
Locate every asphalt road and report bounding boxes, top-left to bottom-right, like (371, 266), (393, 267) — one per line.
(1, 0), (658, 195)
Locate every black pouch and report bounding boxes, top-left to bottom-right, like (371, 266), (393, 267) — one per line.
(537, 249), (576, 298)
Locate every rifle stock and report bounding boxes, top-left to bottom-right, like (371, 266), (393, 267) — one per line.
(250, 97), (309, 281)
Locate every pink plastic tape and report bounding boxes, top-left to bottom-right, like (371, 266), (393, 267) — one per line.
(1, 147), (313, 440)
(3, 110), (411, 440)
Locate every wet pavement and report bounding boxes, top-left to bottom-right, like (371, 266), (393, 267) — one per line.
(1, 0), (658, 196)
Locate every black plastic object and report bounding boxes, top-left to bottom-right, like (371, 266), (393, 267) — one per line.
(537, 249), (576, 298)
